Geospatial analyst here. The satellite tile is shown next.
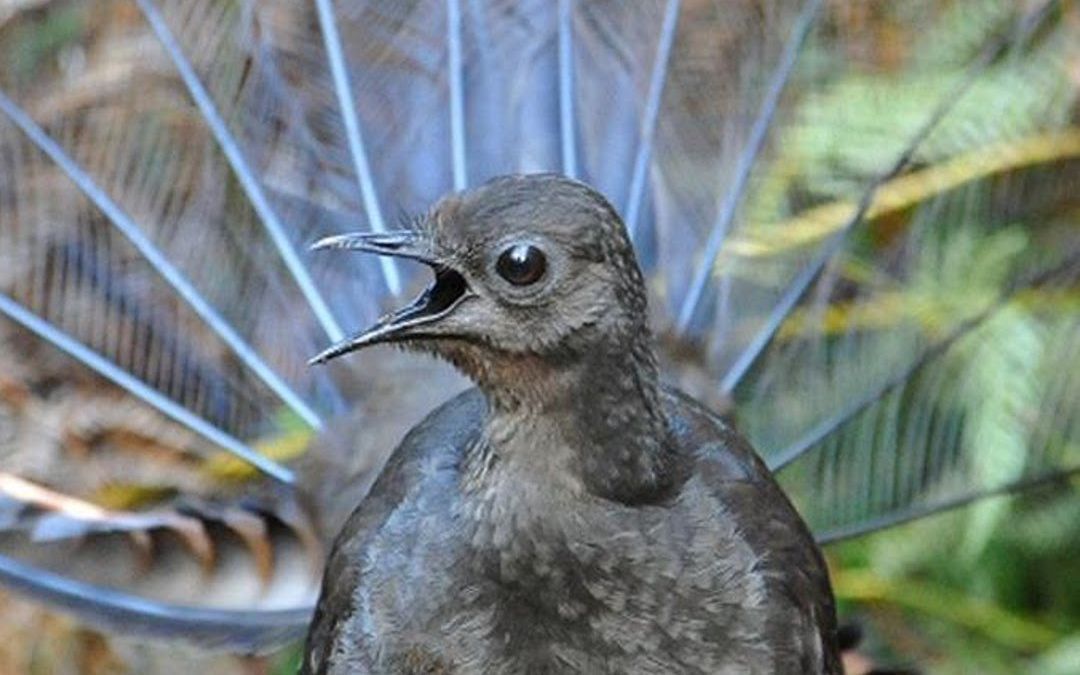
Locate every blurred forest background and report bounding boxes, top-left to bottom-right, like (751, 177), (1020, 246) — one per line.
(0, 0), (1077, 674)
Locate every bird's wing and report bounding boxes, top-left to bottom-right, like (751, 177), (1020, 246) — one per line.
(0, 0), (1076, 654)
(663, 387), (842, 675)
(303, 388), (485, 673)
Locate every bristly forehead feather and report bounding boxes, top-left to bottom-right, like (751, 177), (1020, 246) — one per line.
(427, 174), (629, 264)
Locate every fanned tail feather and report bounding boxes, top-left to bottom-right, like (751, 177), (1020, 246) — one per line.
(0, 552), (310, 652)
(0, 0), (1076, 654)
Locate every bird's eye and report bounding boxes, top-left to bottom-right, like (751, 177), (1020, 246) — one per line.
(495, 244), (547, 286)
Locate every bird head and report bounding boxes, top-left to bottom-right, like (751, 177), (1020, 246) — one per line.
(309, 174), (651, 392)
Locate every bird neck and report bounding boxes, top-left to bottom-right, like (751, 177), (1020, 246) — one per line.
(466, 328), (679, 505)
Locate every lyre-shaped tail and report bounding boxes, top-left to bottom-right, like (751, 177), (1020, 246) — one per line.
(0, 0), (1076, 656)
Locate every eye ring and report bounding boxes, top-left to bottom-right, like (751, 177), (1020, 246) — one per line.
(495, 244), (547, 286)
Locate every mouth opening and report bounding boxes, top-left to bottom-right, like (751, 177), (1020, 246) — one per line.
(307, 238), (471, 364)
(426, 266), (468, 315)
(395, 265), (468, 324)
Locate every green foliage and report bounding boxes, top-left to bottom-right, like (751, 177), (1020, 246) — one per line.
(5, 2), (87, 86)
(831, 481), (1079, 673)
(270, 643), (304, 675)
(760, 3), (1080, 671)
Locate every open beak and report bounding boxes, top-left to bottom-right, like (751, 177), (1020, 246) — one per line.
(308, 231), (470, 365)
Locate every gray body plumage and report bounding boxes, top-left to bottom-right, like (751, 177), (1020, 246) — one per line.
(303, 174), (839, 674)
(305, 388), (838, 674)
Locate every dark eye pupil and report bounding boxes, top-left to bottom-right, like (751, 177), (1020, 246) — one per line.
(496, 244), (547, 286)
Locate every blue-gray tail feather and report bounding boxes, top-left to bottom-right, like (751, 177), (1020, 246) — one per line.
(0, 0), (1076, 651)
